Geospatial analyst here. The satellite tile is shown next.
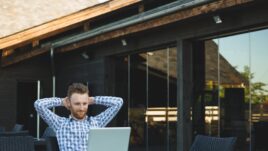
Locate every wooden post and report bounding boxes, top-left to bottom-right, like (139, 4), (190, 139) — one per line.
(177, 39), (193, 151)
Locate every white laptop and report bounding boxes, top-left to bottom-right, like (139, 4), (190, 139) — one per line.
(87, 127), (131, 151)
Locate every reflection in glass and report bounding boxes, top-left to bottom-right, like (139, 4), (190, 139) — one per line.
(250, 29), (268, 151)
(118, 46), (177, 151)
(203, 29), (268, 150)
(129, 53), (147, 151)
(218, 33), (250, 151)
(204, 39), (220, 136)
(168, 47), (177, 151)
(147, 49), (168, 151)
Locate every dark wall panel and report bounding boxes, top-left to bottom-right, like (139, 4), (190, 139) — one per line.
(0, 56), (52, 130)
(55, 52), (106, 97)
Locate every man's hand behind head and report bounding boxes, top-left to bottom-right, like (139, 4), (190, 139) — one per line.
(63, 97), (70, 110)
(88, 97), (95, 105)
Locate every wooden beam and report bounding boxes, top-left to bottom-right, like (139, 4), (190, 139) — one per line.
(0, 0), (141, 50)
(2, 49), (14, 57)
(83, 22), (91, 31)
(32, 40), (39, 47)
(2, 0), (253, 67)
(57, 0), (253, 53)
(138, 3), (144, 13)
(1, 46), (50, 67)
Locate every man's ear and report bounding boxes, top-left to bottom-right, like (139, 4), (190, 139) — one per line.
(66, 98), (71, 108)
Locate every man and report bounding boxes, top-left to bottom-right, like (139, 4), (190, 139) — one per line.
(34, 83), (123, 151)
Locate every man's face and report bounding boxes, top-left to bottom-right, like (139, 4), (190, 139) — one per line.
(69, 93), (89, 120)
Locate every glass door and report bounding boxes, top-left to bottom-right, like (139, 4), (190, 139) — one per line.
(115, 46), (177, 151)
(194, 28), (268, 151)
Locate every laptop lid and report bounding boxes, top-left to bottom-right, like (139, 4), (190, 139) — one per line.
(87, 127), (131, 151)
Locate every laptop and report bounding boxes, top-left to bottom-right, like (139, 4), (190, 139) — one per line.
(87, 127), (131, 151)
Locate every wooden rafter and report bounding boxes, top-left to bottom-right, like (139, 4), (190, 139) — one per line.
(0, 0), (141, 50)
(1, 45), (50, 67)
(83, 22), (91, 31)
(57, 0), (253, 53)
(1, 0), (253, 67)
(2, 49), (14, 57)
(32, 40), (39, 48)
(138, 3), (144, 13)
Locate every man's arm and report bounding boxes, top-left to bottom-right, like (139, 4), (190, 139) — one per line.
(34, 97), (64, 131)
(92, 96), (123, 127)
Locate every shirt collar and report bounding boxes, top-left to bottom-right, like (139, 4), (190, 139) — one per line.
(69, 115), (88, 121)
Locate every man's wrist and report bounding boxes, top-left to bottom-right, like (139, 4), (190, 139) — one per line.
(61, 98), (64, 106)
(89, 97), (96, 105)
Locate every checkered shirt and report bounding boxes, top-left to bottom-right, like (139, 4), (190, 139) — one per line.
(34, 96), (123, 151)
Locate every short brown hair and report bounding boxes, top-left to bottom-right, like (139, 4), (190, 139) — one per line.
(67, 83), (89, 98)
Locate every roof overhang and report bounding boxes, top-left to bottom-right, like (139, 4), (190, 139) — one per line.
(0, 0), (141, 50)
(1, 0), (255, 67)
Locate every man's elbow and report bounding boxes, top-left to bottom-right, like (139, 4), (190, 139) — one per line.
(117, 97), (123, 108)
(34, 99), (41, 110)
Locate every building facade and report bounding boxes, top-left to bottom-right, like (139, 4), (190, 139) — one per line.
(1, 0), (268, 150)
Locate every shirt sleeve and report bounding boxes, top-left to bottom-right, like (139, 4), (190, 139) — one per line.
(92, 96), (123, 127)
(34, 97), (64, 131)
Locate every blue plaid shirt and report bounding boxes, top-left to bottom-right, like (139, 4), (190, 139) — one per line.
(34, 96), (123, 151)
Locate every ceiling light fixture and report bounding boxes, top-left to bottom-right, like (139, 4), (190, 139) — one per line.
(213, 15), (222, 24)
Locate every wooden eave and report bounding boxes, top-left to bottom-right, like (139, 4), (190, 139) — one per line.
(1, 0), (254, 67)
(57, 0), (254, 53)
(0, 0), (141, 50)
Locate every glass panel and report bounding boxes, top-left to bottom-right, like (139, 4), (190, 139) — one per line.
(129, 53), (147, 151)
(117, 46), (178, 151)
(168, 47), (177, 151)
(250, 29), (268, 151)
(147, 49), (168, 151)
(114, 56), (129, 126)
(197, 28), (268, 151)
(218, 33), (250, 151)
(204, 39), (220, 136)
(125, 46), (177, 151)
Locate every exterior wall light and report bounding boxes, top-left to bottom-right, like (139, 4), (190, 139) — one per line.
(213, 15), (222, 24)
(121, 39), (127, 46)
(81, 52), (89, 59)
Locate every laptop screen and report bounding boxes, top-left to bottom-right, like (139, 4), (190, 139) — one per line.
(87, 127), (131, 151)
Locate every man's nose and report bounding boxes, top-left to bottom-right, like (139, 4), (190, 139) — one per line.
(79, 104), (86, 110)
(79, 105), (84, 110)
